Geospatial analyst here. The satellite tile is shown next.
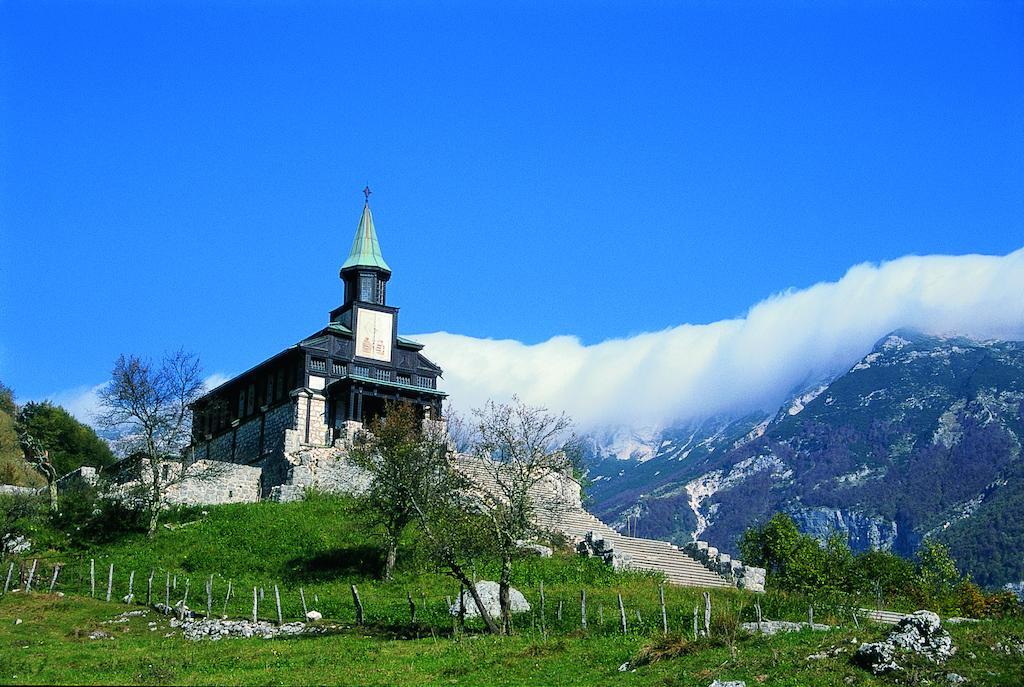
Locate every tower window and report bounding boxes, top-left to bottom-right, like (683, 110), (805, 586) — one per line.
(310, 357), (327, 373)
(359, 274), (375, 302)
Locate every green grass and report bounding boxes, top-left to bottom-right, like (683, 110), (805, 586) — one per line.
(2, 594), (1023, 686)
(1, 494), (1023, 685)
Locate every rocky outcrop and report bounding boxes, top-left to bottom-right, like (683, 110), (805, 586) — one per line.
(853, 610), (956, 674)
(789, 507), (898, 552)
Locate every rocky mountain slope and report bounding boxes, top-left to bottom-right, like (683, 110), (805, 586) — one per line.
(584, 331), (1024, 587)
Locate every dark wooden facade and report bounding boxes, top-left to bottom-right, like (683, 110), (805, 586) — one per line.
(191, 200), (446, 446)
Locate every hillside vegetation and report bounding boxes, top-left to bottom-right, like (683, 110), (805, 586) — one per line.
(2, 494), (1024, 685)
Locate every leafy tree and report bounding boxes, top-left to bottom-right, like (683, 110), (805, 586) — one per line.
(349, 402), (437, 580)
(16, 402), (115, 477)
(0, 383), (42, 487)
(916, 539), (961, 608)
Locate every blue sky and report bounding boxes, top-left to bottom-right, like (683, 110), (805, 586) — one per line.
(1, 1), (1022, 419)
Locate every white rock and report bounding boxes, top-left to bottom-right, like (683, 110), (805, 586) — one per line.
(305, 610), (322, 621)
(448, 581), (530, 618)
(15, 618), (22, 625)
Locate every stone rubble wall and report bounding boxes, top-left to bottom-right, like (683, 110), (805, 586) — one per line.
(164, 460), (262, 506)
(683, 540), (767, 592)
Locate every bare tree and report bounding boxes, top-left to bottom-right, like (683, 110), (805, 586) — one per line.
(463, 397), (580, 634)
(96, 350), (214, 537)
(17, 430), (57, 511)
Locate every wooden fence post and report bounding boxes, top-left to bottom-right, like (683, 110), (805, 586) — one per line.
(351, 584), (363, 625)
(539, 580), (546, 633)
(90, 559), (95, 597)
(49, 565), (61, 593)
(223, 580), (233, 617)
(300, 588), (308, 617)
(580, 589), (587, 630)
(128, 570), (135, 601)
(105, 563), (113, 602)
(703, 592), (712, 636)
(147, 570), (154, 606)
(26, 559), (37, 592)
(180, 579), (190, 620)
(165, 573), (170, 611)
(693, 606), (699, 639)
(274, 585), (282, 625)
(458, 585), (465, 631)
(206, 576), (213, 618)
(617, 593), (627, 635)
(3, 562), (13, 594)
(659, 585), (667, 635)
(808, 605), (814, 627)
(252, 587), (258, 623)
(599, 604), (604, 625)
(755, 601), (762, 624)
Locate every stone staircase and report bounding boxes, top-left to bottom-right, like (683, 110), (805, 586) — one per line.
(455, 454), (758, 590)
(533, 508), (735, 588)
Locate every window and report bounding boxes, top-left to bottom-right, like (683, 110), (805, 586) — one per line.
(397, 374), (411, 386)
(246, 384), (256, 415)
(359, 274), (375, 302)
(310, 357), (327, 373)
(332, 360), (345, 376)
(352, 365), (370, 378)
(373, 368), (391, 382)
(237, 391), (245, 417)
(275, 369), (285, 400)
(265, 377), (273, 405)
(378, 281), (386, 305)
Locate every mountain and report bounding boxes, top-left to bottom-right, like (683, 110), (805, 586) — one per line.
(583, 330), (1024, 588)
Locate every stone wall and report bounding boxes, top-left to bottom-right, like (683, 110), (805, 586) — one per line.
(165, 460), (262, 506)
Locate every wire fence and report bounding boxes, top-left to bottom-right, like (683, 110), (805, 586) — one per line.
(0, 552), (880, 639)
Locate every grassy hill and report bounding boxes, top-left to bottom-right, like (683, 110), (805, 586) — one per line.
(1, 494), (1022, 685)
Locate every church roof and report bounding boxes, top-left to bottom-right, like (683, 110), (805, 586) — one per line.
(341, 202), (391, 273)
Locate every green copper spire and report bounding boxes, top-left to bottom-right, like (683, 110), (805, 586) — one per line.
(341, 200), (391, 273)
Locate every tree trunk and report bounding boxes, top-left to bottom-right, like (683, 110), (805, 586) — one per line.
(147, 503), (161, 539)
(448, 560), (500, 635)
(383, 541), (398, 581)
(47, 479), (58, 512)
(147, 457), (162, 539)
(498, 553), (513, 635)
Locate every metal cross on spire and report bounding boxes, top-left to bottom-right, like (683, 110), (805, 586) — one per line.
(362, 185), (372, 204)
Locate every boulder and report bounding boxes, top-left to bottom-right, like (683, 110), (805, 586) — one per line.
(854, 610), (956, 675)
(305, 610), (322, 621)
(448, 580), (530, 618)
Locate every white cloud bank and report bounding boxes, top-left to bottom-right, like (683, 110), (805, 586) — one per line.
(417, 248), (1024, 430)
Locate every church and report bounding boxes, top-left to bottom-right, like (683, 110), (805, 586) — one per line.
(186, 194), (447, 499)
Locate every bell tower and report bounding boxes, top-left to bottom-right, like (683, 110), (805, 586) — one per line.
(340, 187), (391, 307)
